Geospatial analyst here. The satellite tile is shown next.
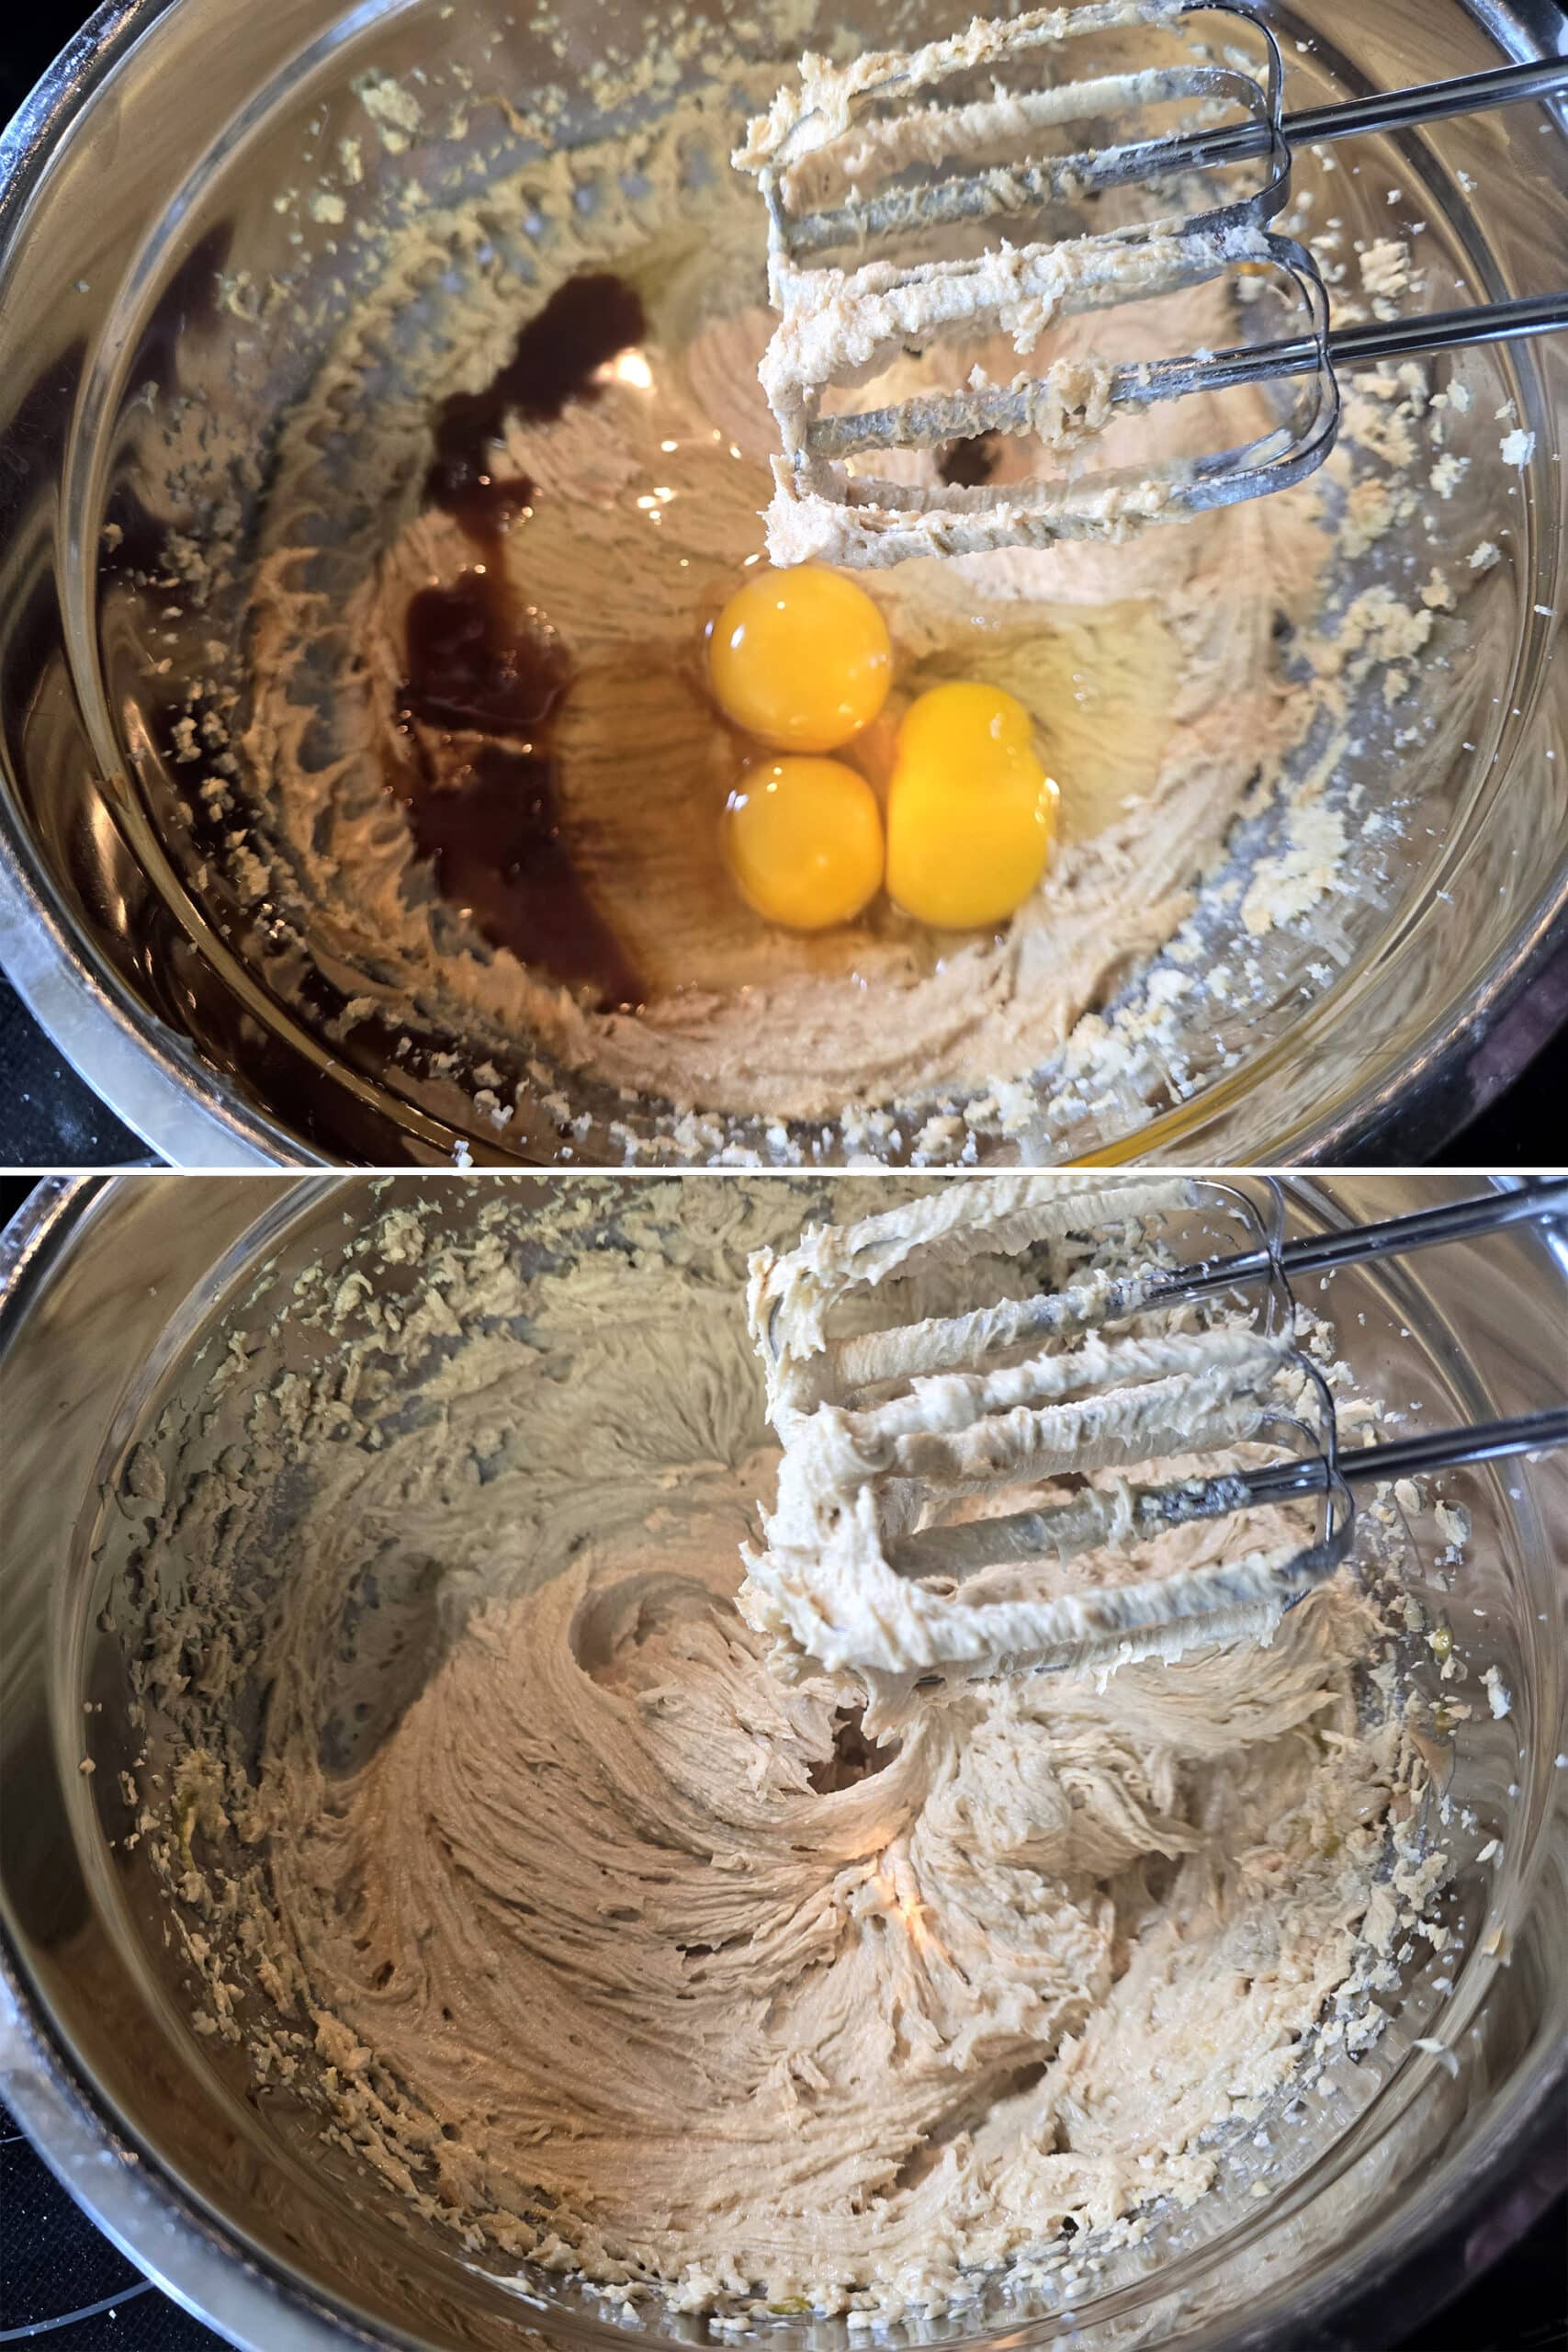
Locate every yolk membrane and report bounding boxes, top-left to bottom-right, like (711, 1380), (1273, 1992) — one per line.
(708, 567), (892, 752)
(886, 682), (1058, 929)
(724, 757), (884, 931)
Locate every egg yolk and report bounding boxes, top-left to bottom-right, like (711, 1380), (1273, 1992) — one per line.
(708, 567), (892, 752)
(886, 682), (1058, 929)
(724, 757), (884, 931)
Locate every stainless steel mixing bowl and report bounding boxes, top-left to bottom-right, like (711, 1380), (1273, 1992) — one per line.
(1, 1171), (1565, 2351)
(0, 0), (1563, 1167)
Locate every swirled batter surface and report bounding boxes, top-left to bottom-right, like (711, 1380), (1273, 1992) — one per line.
(139, 1181), (1445, 2321)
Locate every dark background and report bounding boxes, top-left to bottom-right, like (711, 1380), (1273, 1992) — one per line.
(1, 0), (1564, 2337)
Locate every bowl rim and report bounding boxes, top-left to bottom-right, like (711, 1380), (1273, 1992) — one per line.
(0, 0), (1563, 1166)
(6, 1925), (1552, 2352)
(1, 1169), (1566, 2351)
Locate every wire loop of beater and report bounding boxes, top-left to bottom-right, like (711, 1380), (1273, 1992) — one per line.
(742, 1179), (1568, 1687)
(737, 3), (1568, 564)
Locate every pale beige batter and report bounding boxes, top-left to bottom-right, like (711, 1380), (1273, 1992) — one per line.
(741, 1175), (1327, 1704)
(135, 1179), (1446, 2323)
(734, 0), (1269, 570)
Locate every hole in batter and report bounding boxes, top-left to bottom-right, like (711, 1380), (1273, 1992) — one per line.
(807, 1705), (897, 1794)
(937, 431), (1000, 487)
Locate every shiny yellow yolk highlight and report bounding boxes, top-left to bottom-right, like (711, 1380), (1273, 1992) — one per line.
(724, 757), (884, 932)
(708, 567), (892, 752)
(886, 682), (1058, 930)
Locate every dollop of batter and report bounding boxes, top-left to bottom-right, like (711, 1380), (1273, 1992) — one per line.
(135, 1180), (1442, 2321)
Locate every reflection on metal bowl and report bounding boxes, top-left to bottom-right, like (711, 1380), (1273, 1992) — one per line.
(0, 0), (1563, 1167)
(0, 1171), (1564, 2348)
